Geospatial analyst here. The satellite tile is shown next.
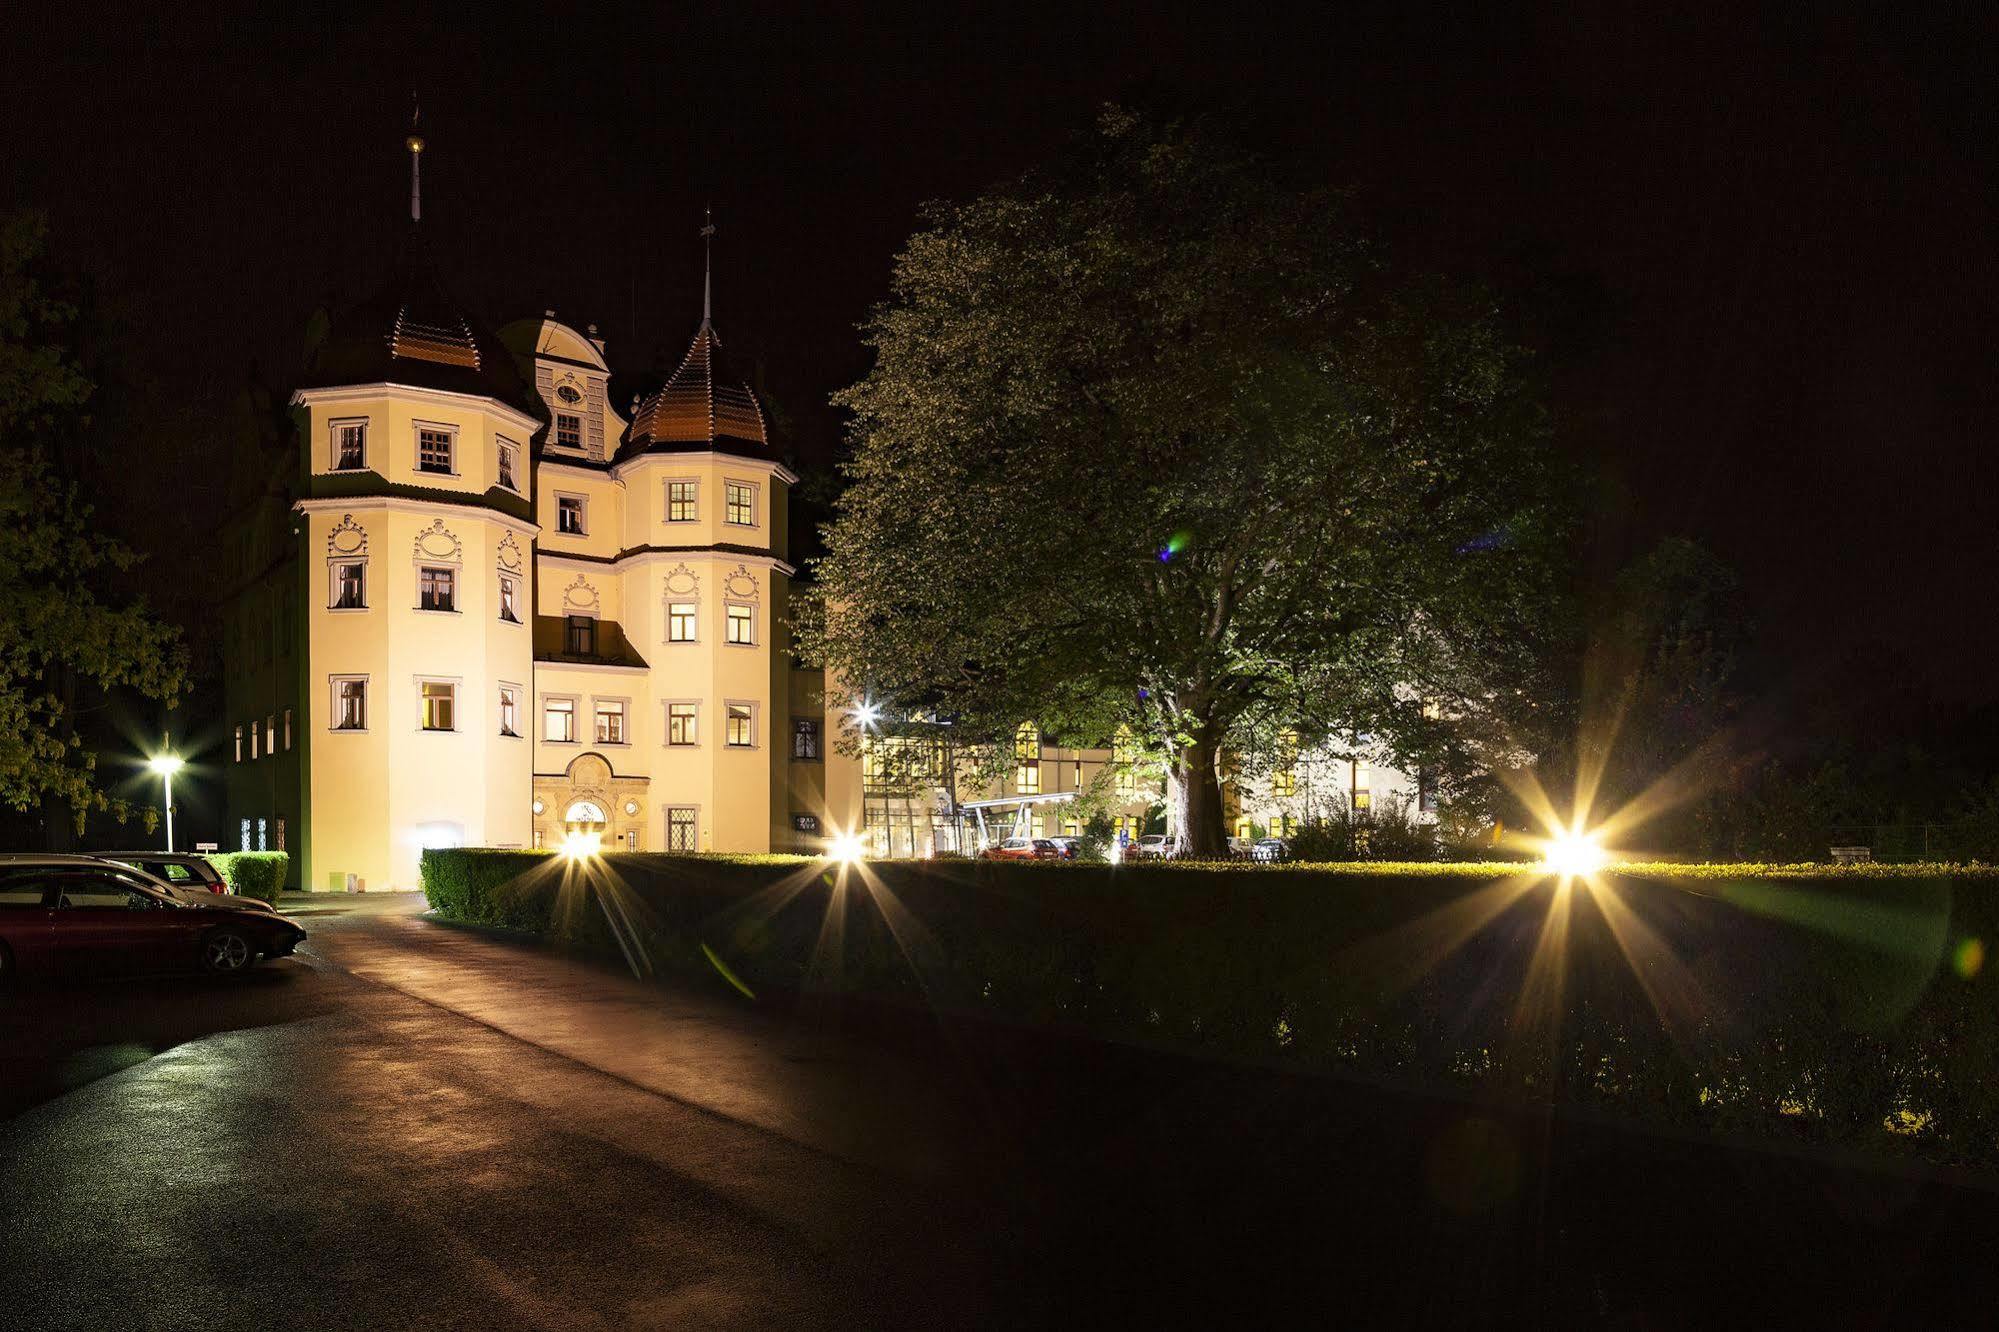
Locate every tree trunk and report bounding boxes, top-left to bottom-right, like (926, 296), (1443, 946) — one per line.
(1167, 734), (1229, 857)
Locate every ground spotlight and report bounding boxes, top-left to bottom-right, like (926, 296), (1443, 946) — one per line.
(826, 832), (867, 864)
(1542, 829), (1609, 878)
(562, 830), (603, 861)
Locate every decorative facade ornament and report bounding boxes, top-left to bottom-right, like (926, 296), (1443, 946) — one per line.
(562, 573), (599, 611)
(663, 563), (699, 595)
(327, 514), (368, 558)
(413, 518), (462, 563)
(495, 531), (523, 572)
(724, 564), (760, 601)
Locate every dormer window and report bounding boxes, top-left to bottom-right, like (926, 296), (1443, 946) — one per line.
(555, 413), (582, 450)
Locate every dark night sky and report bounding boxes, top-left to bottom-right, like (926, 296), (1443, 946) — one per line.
(8, 7), (1998, 708)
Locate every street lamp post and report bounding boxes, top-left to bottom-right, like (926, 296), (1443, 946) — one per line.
(148, 753), (186, 852)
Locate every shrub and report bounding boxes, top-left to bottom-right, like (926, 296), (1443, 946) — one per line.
(205, 852), (290, 904)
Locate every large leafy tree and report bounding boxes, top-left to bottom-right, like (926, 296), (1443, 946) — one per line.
(0, 211), (187, 833)
(803, 111), (1571, 853)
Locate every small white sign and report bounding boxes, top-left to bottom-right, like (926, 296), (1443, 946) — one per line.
(194, 842), (219, 852)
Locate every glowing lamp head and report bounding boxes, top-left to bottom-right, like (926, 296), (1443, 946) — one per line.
(1543, 830), (1608, 878)
(147, 754), (185, 777)
(826, 832), (867, 864)
(560, 830), (602, 861)
(850, 699), (882, 728)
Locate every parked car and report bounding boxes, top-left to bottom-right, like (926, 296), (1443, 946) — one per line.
(1227, 837), (1254, 860)
(1132, 834), (1173, 861)
(1043, 837), (1082, 860)
(1250, 838), (1292, 863)
(0, 857), (305, 981)
(980, 838), (1064, 861)
(91, 853), (278, 915)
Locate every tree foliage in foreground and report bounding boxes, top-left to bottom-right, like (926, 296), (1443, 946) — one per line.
(801, 110), (1572, 852)
(0, 211), (187, 831)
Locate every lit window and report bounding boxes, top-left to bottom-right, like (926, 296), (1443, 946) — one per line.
(1013, 723), (1041, 795)
(1353, 790), (1372, 811)
(1113, 726), (1138, 796)
(667, 601), (697, 642)
(283, 709), (292, 750)
(555, 412), (581, 449)
(497, 441), (519, 491)
(266, 715), (277, 755)
(332, 677), (367, 731)
(334, 422), (367, 470)
(497, 573), (520, 623)
(1272, 729), (1299, 798)
(667, 807), (697, 852)
(667, 702), (698, 746)
(557, 495), (585, 535)
(421, 681), (455, 732)
(726, 703), (754, 748)
(564, 614), (595, 656)
(666, 480), (697, 522)
(792, 718), (820, 760)
(1273, 814), (1296, 838)
(1236, 818), (1255, 840)
(234, 725), (243, 763)
(595, 699), (626, 744)
(544, 697), (575, 743)
(499, 685), (519, 737)
(333, 561), (366, 609)
(725, 602), (754, 645)
(725, 480), (755, 526)
(250, 724), (260, 760)
(418, 566), (456, 612)
(417, 427), (453, 474)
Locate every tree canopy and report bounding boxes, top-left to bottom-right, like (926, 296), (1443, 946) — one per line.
(0, 211), (187, 832)
(802, 110), (1572, 851)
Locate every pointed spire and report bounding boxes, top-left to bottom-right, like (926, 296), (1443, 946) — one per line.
(700, 206), (716, 328)
(404, 96), (425, 224)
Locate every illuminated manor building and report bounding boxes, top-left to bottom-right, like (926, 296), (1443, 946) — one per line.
(222, 134), (1421, 889)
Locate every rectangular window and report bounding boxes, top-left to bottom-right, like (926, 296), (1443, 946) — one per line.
(1417, 768), (1437, 814)
(234, 725), (243, 763)
(497, 573), (520, 623)
(499, 684), (520, 737)
(792, 718), (820, 760)
(266, 715), (277, 756)
(565, 614), (595, 656)
(1113, 728), (1138, 796)
(667, 702), (698, 746)
(418, 566), (456, 612)
(257, 818), (268, 852)
(333, 561), (366, 609)
(557, 495), (585, 534)
(417, 427), (453, 474)
(1013, 723), (1041, 795)
(1272, 728), (1299, 798)
(332, 677), (367, 731)
(334, 422), (367, 470)
(555, 412), (581, 449)
(667, 807), (698, 852)
(667, 601), (697, 642)
(666, 479), (697, 522)
(1353, 790), (1372, 811)
(421, 681), (455, 732)
(275, 817), (287, 852)
(240, 818), (251, 852)
(725, 703), (755, 748)
(725, 602), (754, 645)
(725, 480), (755, 526)
(594, 699), (626, 744)
(249, 723), (260, 761)
(497, 441), (519, 491)
(1273, 814), (1296, 839)
(544, 697), (575, 743)
(283, 709), (293, 750)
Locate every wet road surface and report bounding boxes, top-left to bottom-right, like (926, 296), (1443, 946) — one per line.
(4, 893), (1999, 1328)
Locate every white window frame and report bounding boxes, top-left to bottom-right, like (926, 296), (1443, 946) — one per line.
(664, 699), (700, 748)
(723, 699), (758, 749)
(664, 477), (699, 523)
(555, 492), (588, 536)
(554, 411), (583, 451)
(329, 417), (369, 472)
(666, 598), (699, 644)
(724, 601), (756, 647)
(723, 478), (758, 528)
(665, 804), (700, 853)
(416, 563), (459, 614)
(592, 696), (630, 746)
(414, 420), (458, 477)
(330, 675), (369, 733)
(329, 558), (368, 611)
(416, 676), (459, 733)
(498, 681), (522, 739)
(497, 570), (522, 625)
(496, 437), (522, 493)
(542, 693), (580, 744)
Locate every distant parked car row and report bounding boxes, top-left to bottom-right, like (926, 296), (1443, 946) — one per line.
(0, 854), (303, 983)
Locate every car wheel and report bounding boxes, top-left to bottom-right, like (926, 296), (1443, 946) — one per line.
(201, 929), (255, 975)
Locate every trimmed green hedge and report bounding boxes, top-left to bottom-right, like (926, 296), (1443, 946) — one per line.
(421, 849), (1999, 1169)
(206, 852), (290, 904)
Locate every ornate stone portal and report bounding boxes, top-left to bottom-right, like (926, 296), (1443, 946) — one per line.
(531, 752), (650, 851)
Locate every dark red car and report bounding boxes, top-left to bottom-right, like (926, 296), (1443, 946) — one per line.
(979, 838), (1064, 861)
(0, 860), (305, 981)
